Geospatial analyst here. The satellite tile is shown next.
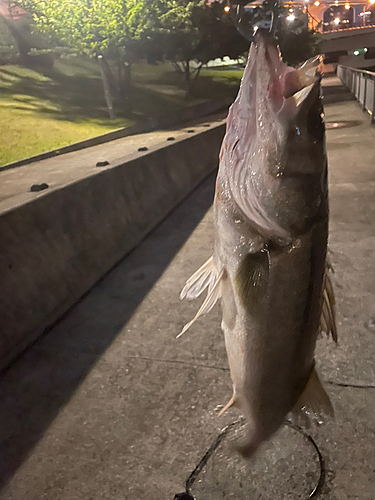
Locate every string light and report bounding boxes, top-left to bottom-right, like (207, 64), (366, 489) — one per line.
(223, 5), (230, 13)
(333, 17), (340, 24)
(345, 2), (350, 9)
(314, 1), (320, 6)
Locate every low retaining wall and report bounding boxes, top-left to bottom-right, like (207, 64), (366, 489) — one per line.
(0, 97), (233, 172)
(0, 123), (225, 371)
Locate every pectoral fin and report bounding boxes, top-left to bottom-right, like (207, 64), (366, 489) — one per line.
(235, 251), (269, 307)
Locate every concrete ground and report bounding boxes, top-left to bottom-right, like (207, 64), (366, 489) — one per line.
(0, 79), (374, 499)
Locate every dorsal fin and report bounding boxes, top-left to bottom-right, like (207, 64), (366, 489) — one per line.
(180, 256), (217, 301)
(319, 264), (337, 342)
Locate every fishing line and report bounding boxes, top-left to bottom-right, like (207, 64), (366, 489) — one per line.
(173, 418), (325, 500)
(170, 364), (373, 499)
(284, 421), (325, 498)
(185, 420), (241, 493)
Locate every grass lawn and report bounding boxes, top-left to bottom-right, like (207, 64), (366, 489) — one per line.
(0, 56), (243, 166)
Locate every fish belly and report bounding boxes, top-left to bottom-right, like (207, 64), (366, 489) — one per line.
(216, 196), (328, 446)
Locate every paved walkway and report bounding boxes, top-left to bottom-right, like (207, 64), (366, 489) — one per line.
(0, 79), (374, 499)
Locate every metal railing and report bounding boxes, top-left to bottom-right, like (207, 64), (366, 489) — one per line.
(337, 65), (375, 123)
(322, 23), (375, 34)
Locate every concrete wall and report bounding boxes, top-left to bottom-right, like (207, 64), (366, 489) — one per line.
(0, 124), (225, 371)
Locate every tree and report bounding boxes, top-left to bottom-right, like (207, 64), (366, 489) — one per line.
(226, 0), (321, 67)
(277, 23), (321, 67)
(17, 0), (164, 114)
(156, 1), (249, 89)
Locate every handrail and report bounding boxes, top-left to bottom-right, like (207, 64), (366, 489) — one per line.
(341, 67), (375, 77)
(337, 65), (375, 123)
(323, 24), (375, 34)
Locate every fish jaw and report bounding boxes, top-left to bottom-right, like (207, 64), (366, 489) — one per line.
(218, 32), (326, 242)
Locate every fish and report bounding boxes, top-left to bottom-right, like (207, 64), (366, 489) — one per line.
(178, 30), (337, 458)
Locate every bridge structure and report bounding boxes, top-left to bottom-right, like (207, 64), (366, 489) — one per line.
(320, 24), (375, 67)
(224, 1), (375, 68)
(0, 72), (374, 499)
(284, 0), (375, 68)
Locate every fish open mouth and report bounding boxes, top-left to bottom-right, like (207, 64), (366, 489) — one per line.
(255, 31), (322, 116)
(220, 31), (325, 240)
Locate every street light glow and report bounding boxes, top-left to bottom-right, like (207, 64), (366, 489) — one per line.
(286, 13), (296, 21)
(333, 17), (340, 24)
(345, 2), (350, 9)
(370, 0), (375, 4)
(314, 1), (320, 5)
(223, 5), (230, 13)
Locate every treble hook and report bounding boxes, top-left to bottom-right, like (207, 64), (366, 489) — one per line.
(226, 0), (280, 41)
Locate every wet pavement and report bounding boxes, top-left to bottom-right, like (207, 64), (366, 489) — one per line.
(0, 78), (374, 499)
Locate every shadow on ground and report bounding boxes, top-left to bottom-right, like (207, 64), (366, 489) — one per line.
(0, 59), (239, 123)
(0, 173), (216, 492)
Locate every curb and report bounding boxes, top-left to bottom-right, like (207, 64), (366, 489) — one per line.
(0, 97), (233, 172)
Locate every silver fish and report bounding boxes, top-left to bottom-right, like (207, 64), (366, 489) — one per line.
(179, 32), (337, 458)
